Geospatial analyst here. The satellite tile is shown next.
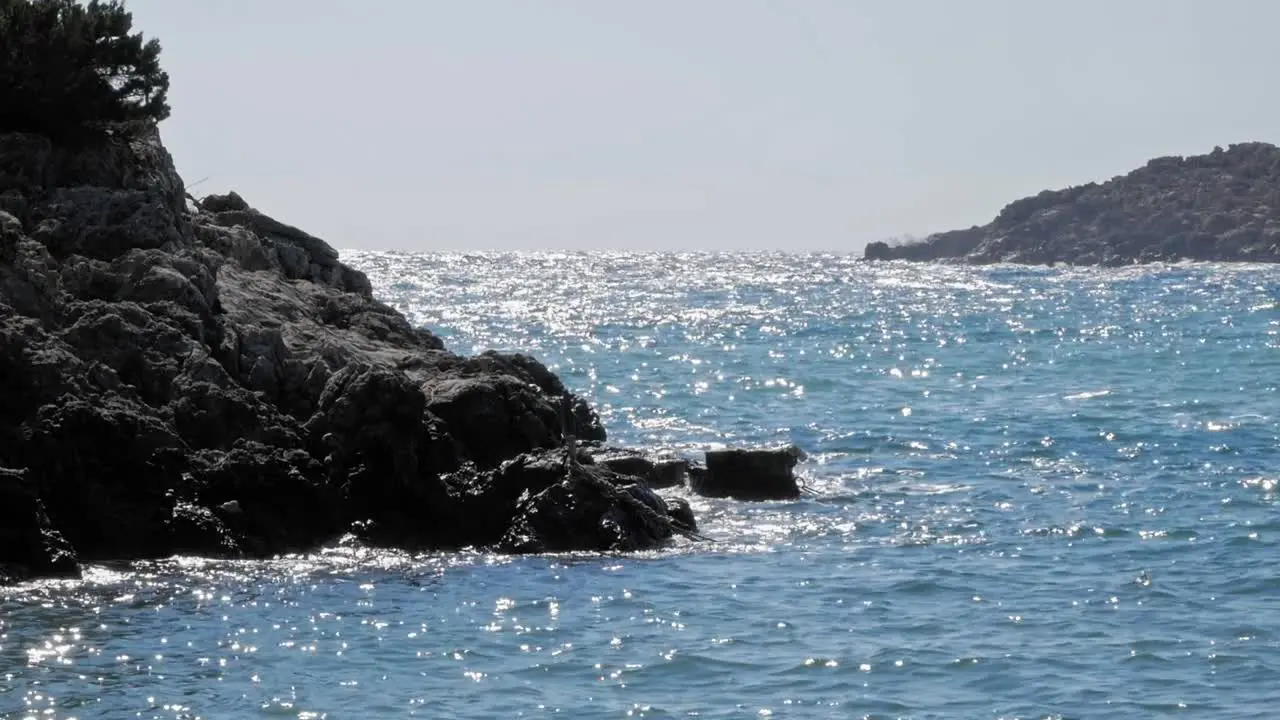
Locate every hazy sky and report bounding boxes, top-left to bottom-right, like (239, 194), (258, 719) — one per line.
(126, 0), (1280, 252)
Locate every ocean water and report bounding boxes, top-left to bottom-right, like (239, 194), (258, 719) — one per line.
(4, 253), (1280, 719)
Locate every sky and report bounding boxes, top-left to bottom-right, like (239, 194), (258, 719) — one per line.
(125, 0), (1280, 252)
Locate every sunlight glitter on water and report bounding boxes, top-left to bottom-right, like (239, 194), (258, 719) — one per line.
(5, 255), (1280, 718)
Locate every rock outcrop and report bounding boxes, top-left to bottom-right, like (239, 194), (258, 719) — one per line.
(0, 128), (694, 583)
(578, 443), (691, 490)
(865, 142), (1280, 265)
(443, 448), (694, 553)
(691, 446), (806, 501)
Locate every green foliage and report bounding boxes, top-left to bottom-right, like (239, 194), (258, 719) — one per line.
(0, 0), (170, 142)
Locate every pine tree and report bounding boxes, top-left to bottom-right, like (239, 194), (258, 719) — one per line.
(0, 0), (171, 142)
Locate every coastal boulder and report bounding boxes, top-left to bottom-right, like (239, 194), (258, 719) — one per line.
(665, 497), (698, 534)
(446, 450), (570, 548)
(199, 191), (249, 213)
(448, 448), (689, 552)
(581, 444), (690, 489)
(692, 446), (806, 501)
(167, 501), (241, 557)
(500, 460), (678, 553)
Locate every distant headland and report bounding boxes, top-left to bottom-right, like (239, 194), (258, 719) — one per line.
(864, 142), (1280, 266)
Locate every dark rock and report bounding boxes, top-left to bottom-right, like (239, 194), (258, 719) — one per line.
(687, 462), (708, 488)
(665, 497), (698, 533)
(304, 363), (457, 547)
(598, 454), (660, 481)
(168, 502), (240, 556)
(447, 450), (571, 548)
(423, 362), (595, 469)
(200, 191), (250, 213)
(694, 446), (806, 501)
(0, 191), (27, 219)
(58, 299), (196, 406)
(108, 249), (221, 334)
(865, 142), (1280, 265)
(0, 311), (85, 428)
(0, 125), (695, 583)
(500, 460), (677, 553)
(169, 371), (303, 451)
(863, 240), (891, 261)
(640, 458), (689, 489)
(189, 442), (339, 557)
(0, 130), (187, 205)
(30, 187), (189, 261)
(19, 394), (189, 560)
(1, 235), (63, 320)
(439, 351), (605, 440)
(447, 448), (692, 552)
(582, 446), (690, 489)
(200, 204), (370, 295)
(0, 468), (79, 582)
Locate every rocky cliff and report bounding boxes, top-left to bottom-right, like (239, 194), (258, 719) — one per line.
(0, 129), (696, 582)
(864, 142), (1280, 265)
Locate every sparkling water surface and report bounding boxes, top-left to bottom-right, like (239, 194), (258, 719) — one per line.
(4, 253), (1280, 719)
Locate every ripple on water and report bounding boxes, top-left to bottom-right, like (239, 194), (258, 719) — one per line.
(4, 256), (1280, 718)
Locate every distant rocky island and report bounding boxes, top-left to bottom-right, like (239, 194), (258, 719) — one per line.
(864, 142), (1280, 265)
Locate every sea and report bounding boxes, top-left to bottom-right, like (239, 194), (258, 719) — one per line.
(3, 253), (1280, 719)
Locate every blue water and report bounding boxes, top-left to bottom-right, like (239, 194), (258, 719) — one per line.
(4, 253), (1280, 719)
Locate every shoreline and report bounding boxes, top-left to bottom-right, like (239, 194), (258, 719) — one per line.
(0, 129), (792, 584)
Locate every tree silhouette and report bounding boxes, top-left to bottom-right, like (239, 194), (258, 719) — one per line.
(0, 0), (170, 142)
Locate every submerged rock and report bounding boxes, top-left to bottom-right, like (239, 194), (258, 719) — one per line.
(692, 446), (806, 501)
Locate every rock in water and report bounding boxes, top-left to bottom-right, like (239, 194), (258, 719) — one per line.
(0, 127), (672, 582)
(444, 448), (690, 553)
(499, 455), (679, 553)
(168, 502), (240, 557)
(579, 444), (691, 489)
(664, 497), (698, 533)
(693, 446), (806, 501)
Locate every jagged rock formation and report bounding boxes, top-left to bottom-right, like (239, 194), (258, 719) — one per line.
(0, 128), (692, 583)
(445, 448), (698, 553)
(865, 142), (1280, 265)
(578, 443), (690, 490)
